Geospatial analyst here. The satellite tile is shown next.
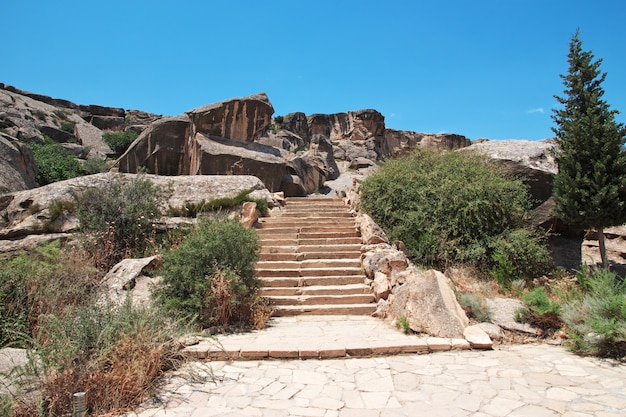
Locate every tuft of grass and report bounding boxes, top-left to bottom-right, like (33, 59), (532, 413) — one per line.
(396, 316), (412, 334)
(458, 293), (491, 322)
(167, 189), (268, 218)
(562, 266), (626, 359)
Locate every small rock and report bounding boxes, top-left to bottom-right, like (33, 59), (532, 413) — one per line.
(464, 325), (493, 349)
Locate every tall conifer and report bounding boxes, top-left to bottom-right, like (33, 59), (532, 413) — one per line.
(552, 30), (626, 269)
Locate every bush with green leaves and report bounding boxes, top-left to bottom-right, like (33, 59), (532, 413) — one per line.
(562, 266), (626, 359)
(29, 137), (83, 185)
(360, 149), (546, 273)
(519, 286), (562, 331)
(156, 217), (270, 330)
(102, 130), (139, 155)
(491, 229), (553, 288)
(76, 174), (166, 268)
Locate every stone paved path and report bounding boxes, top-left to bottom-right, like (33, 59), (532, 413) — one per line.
(124, 317), (626, 417)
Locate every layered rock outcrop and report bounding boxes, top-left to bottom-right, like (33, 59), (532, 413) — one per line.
(465, 139), (557, 207)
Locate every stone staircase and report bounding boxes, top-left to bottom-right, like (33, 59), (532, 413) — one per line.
(255, 197), (376, 316)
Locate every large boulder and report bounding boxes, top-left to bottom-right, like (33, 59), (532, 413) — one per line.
(389, 269), (469, 338)
(187, 93), (274, 142)
(0, 134), (37, 192)
(282, 136), (339, 196)
(465, 139), (557, 207)
(116, 115), (191, 175)
(189, 134), (286, 192)
(74, 122), (114, 160)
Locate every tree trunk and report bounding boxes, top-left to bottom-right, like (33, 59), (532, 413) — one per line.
(597, 227), (609, 270)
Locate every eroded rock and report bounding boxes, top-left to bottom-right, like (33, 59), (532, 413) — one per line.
(390, 269), (469, 338)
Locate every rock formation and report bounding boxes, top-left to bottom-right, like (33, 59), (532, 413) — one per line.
(0, 172), (274, 258)
(0, 134), (36, 192)
(465, 139), (557, 207)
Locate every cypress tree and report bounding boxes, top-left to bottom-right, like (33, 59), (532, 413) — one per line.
(551, 30), (626, 269)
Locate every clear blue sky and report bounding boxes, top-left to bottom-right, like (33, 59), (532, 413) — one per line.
(3, 1), (625, 141)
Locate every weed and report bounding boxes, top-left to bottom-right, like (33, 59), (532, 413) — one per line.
(562, 266), (626, 359)
(59, 121), (75, 133)
(521, 287), (562, 331)
(397, 316), (411, 334)
(167, 189), (268, 218)
(458, 293), (491, 322)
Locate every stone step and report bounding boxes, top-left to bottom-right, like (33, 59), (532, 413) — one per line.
(281, 211), (354, 218)
(260, 283), (372, 296)
(258, 244), (362, 254)
(259, 275), (366, 287)
(257, 218), (356, 227)
(256, 259), (362, 270)
(258, 251), (361, 261)
(267, 293), (376, 306)
(255, 266), (363, 278)
(259, 237), (363, 246)
(255, 226), (358, 234)
(298, 237), (362, 245)
(256, 231), (360, 240)
(271, 304), (377, 317)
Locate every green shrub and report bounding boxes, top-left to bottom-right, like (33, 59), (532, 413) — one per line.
(29, 138), (83, 186)
(458, 293), (491, 322)
(360, 149), (538, 269)
(76, 174), (165, 268)
(491, 229), (553, 287)
(562, 266), (626, 359)
(102, 130), (138, 155)
(520, 287), (562, 331)
(156, 217), (270, 330)
(59, 120), (75, 133)
(80, 158), (111, 175)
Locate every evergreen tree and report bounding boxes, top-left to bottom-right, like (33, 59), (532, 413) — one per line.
(552, 30), (626, 269)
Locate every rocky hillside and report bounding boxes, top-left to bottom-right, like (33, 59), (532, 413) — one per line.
(0, 83), (469, 196)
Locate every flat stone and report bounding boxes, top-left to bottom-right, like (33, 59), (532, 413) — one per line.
(464, 324), (493, 349)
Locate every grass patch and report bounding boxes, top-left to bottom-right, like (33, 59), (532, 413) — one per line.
(167, 189), (268, 217)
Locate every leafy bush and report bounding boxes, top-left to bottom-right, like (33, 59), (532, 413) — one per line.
(29, 137), (83, 186)
(491, 229), (553, 287)
(102, 130), (139, 155)
(59, 121), (75, 133)
(562, 266), (626, 359)
(76, 174), (165, 268)
(156, 217), (270, 330)
(80, 158), (111, 175)
(520, 286), (562, 331)
(360, 149), (539, 270)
